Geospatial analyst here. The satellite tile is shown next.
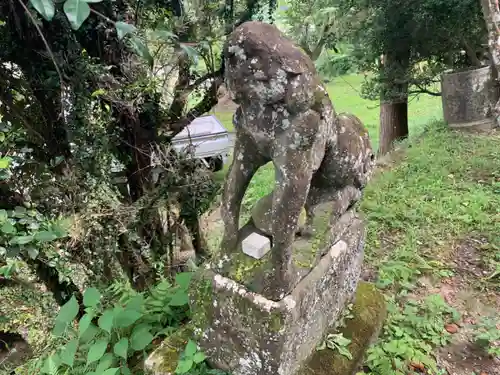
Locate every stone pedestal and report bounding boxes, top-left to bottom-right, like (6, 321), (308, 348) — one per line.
(189, 208), (365, 375)
(441, 66), (499, 132)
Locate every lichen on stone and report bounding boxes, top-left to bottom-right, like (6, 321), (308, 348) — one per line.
(298, 282), (387, 375)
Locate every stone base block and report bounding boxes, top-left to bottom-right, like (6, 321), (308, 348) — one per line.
(448, 118), (498, 132)
(299, 282), (387, 375)
(189, 211), (365, 375)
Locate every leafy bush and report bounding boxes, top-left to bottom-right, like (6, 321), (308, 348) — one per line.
(26, 273), (193, 375)
(474, 315), (500, 357)
(316, 47), (359, 78)
(365, 294), (460, 375)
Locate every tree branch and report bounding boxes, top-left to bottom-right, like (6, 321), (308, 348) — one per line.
(168, 72), (224, 136)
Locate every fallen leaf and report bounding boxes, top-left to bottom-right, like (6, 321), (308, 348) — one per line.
(410, 362), (425, 371)
(445, 323), (459, 333)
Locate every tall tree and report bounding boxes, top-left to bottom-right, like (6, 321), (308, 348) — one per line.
(480, 0), (500, 126)
(339, 0), (486, 155)
(0, 0), (274, 307)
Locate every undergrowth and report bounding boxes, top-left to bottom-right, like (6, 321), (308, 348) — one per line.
(357, 123), (500, 374)
(11, 273), (219, 375)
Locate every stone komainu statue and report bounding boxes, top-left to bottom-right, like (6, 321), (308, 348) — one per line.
(220, 21), (374, 299)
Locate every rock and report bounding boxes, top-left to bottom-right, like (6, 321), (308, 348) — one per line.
(298, 282), (387, 375)
(144, 325), (193, 375)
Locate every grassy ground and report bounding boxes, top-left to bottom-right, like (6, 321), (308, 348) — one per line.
(357, 124), (500, 375)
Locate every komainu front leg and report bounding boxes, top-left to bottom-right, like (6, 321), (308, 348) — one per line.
(220, 135), (265, 255)
(267, 161), (315, 300)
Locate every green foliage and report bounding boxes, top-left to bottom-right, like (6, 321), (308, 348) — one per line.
(32, 273), (193, 374)
(316, 47), (359, 78)
(316, 333), (353, 360)
(0, 205), (68, 277)
(365, 294), (459, 375)
(337, 0), (487, 100)
(28, 0), (55, 21)
(175, 340), (207, 374)
(277, 0), (342, 60)
(473, 315), (500, 357)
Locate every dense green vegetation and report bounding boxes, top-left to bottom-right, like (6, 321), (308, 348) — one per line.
(1, 0), (499, 374)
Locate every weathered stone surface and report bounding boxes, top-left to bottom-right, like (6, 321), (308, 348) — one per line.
(216, 207), (358, 296)
(298, 282), (387, 375)
(251, 192), (307, 236)
(144, 325), (193, 375)
(219, 21), (374, 300)
(190, 209), (365, 375)
(441, 66), (499, 131)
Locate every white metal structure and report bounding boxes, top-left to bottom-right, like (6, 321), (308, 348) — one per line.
(171, 115), (233, 171)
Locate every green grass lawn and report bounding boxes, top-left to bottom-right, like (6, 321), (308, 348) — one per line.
(211, 73), (444, 212)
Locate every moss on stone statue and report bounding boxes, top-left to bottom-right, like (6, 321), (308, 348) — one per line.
(299, 282), (387, 375)
(215, 202), (335, 293)
(189, 271), (214, 335)
(145, 325), (193, 375)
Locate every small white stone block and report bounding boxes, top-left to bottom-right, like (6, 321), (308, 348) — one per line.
(241, 232), (271, 259)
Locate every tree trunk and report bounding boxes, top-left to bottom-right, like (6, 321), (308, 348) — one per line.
(379, 100), (408, 155)
(378, 52), (410, 156)
(480, 0), (500, 126)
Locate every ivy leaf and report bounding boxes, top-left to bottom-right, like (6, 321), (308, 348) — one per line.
(130, 328), (154, 351)
(64, 0), (91, 30)
(86, 339), (109, 364)
(95, 352), (115, 373)
(114, 309), (142, 328)
(80, 323), (99, 343)
(169, 291), (189, 307)
(29, 0), (55, 21)
(175, 358), (193, 374)
(83, 287), (101, 308)
(56, 295), (79, 324)
(121, 366), (132, 375)
(27, 247), (39, 260)
(60, 338), (78, 367)
(193, 352), (206, 364)
(125, 294), (144, 312)
(78, 312), (94, 337)
(115, 21), (136, 40)
(0, 209), (8, 222)
(10, 235), (34, 245)
(34, 230), (58, 243)
(52, 319), (68, 337)
(175, 272), (193, 290)
(0, 157), (10, 169)
(113, 338), (129, 359)
(98, 309), (114, 333)
(129, 36), (153, 68)
(1, 222), (16, 234)
(185, 340), (198, 357)
(40, 353), (60, 374)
